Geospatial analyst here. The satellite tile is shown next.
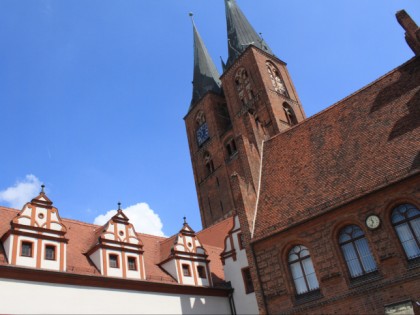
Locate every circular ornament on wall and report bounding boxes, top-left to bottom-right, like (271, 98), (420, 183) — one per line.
(365, 215), (381, 230)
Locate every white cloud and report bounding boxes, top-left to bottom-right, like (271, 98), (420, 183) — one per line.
(0, 175), (42, 209)
(93, 202), (165, 237)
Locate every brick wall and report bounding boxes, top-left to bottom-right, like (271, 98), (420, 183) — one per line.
(252, 175), (420, 314)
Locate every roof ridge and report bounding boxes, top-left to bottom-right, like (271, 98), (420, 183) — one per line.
(266, 56), (418, 144)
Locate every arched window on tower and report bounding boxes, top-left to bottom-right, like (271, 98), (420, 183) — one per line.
(339, 225), (377, 278)
(235, 67), (254, 104)
(196, 111), (209, 147)
(225, 138), (238, 158)
(283, 103), (298, 126)
(288, 245), (319, 295)
(266, 61), (288, 97)
(391, 204), (420, 260)
(204, 152), (214, 175)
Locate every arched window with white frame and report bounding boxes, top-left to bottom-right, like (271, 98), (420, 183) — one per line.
(288, 245), (319, 295)
(391, 204), (420, 260)
(339, 225), (377, 278)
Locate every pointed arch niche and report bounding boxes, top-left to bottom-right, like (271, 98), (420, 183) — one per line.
(266, 61), (288, 97)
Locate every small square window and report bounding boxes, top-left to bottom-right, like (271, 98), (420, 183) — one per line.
(21, 242), (33, 257)
(109, 254), (119, 268)
(197, 265), (206, 279)
(242, 267), (254, 294)
(182, 264), (191, 277)
(127, 257), (137, 271)
(45, 245), (56, 260)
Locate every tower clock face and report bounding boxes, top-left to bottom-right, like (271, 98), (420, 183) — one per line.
(197, 123), (209, 146)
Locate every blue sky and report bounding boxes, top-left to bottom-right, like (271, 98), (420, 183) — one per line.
(0, 0), (419, 236)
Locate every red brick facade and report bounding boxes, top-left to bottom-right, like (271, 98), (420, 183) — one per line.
(185, 46), (305, 229)
(187, 6), (420, 315)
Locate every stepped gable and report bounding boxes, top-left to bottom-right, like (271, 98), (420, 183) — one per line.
(0, 206), (174, 282)
(253, 56), (420, 241)
(0, 205), (226, 284)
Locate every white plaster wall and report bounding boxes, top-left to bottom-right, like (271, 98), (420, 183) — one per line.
(0, 278), (231, 314)
(105, 250), (123, 277)
(15, 236), (37, 268)
(40, 240), (61, 271)
(3, 234), (12, 263)
(89, 249), (102, 272)
(223, 216), (258, 315)
(194, 262), (210, 287)
(161, 260), (178, 281)
(224, 252), (258, 314)
(179, 260), (195, 285)
(126, 254), (142, 280)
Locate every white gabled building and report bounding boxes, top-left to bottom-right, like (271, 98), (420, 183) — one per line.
(1, 188), (68, 272)
(221, 215), (259, 315)
(0, 191), (236, 314)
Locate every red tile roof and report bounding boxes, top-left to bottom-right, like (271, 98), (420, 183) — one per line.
(197, 216), (234, 248)
(253, 57), (420, 241)
(0, 205), (229, 285)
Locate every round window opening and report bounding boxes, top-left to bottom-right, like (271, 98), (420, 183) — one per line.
(188, 242), (192, 248)
(38, 213), (44, 219)
(119, 231), (124, 236)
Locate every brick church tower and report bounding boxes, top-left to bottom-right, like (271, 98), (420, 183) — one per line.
(184, 0), (306, 229)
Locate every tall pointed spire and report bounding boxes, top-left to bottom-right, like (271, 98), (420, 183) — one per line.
(189, 13), (221, 111)
(224, 0), (273, 67)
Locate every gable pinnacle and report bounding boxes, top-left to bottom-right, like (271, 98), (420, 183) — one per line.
(224, 0), (273, 67)
(188, 13), (221, 112)
(41, 184), (45, 194)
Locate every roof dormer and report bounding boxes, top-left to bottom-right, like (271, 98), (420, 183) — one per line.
(1, 185), (68, 271)
(86, 204), (146, 280)
(159, 218), (212, 287)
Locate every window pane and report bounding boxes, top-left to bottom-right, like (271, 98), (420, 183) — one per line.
(45, 246), (55, 260)
(392, 212), (405, 224)
(396, 224), (420, 259)
(342, 243), (363, 277)
(355, 238), (377, 273)
(128, 257), (136, 270)
(406, 205), (420, 219)
(293, 276), (308, 295)
(109, 255), (118, 268)
(21, 242), (32, 257)
(306, 273), (319, 291)
(302, 257), (315, 275)
(411, 217), (420, 241)
(302, 258), (319, 290)
(290, 261), (304, 280)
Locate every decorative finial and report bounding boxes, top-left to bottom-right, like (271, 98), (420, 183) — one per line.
(189, 12), (195, 25)
(183, 216), (187, 225)
(118, 202), (121, 211)
(41, 184), (45, 193)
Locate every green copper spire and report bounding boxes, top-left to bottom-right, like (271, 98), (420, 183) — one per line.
(189, 13), (221, 111)
(224, 0), (273, 67)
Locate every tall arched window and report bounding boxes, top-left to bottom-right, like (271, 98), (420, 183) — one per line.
(288, 245), (319, 295)
(235, 68), (254, 103)
(283, 103), (298, 126)
(391, 204), (420, 260)
(339, 225), (377, 278)
(204, 152), (214, 175)
(266, 61), (288, 97)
